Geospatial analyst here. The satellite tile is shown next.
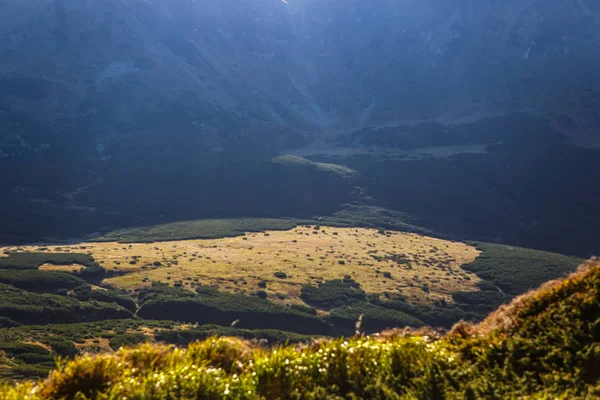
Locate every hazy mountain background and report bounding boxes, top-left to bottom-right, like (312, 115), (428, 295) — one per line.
(1, 0), (599, 255)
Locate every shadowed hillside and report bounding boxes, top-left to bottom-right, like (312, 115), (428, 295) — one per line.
(0, 0), (600, 258)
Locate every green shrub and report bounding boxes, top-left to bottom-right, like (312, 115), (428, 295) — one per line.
(452, 290), (514, 313)
(255, 290), (268, 299)
(95, 218), (304, 243)
(137, 285), (331, 334)
(8, 364), (52, 379)
(0, 283), (133, 324)
(290, 304), (317, 315)
(138, 282), (196, 305)
(109, 334), (150, 350)
(462, 242), (582, 295)
(0, 342), (50, 356)
(328, 303), (423, 334)
(300, 279), (366, 310)
(0, 270), (87, 292)
(0, 252), (96, 270)
(154, 325), (311, 346)
(71, 285), (137, 312)
(0, 252), (105, 283)
(375, 298), (481, 328)
(47, 340), (78, 358)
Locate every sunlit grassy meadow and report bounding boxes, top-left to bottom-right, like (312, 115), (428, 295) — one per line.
(3, 227), (480, 307)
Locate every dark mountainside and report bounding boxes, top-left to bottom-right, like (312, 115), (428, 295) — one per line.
(1, 0), (599, 256)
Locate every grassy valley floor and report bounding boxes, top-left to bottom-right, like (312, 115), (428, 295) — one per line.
(5, 227), (480, 307)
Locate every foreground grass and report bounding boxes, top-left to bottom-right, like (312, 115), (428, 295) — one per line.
(3, 259), (600, 399)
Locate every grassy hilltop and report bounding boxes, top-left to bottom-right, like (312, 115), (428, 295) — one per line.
(2, 259), (599, 399)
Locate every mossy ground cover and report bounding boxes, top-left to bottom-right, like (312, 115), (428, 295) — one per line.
(4, 227), (480, 307)
(3, 260), (600, 399)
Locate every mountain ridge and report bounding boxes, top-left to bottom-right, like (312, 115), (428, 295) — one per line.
(2, 0), (600, 152)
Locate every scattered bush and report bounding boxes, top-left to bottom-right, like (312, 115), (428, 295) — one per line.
(71, 285), (137, 312)
(109, 334), (150, 350)
(452, 290), (514, 314)
(0, 270), (87, 293)
(462, 242), (582, 295)
(137, 284), (331, 334)
(290, 304), (317, 316)
(47, 340), (78, 358)
(300, 279), (366, 310)
(328, 303), (423, 334)
(255, 290), (268, 299)
(0, 283), (133, 324)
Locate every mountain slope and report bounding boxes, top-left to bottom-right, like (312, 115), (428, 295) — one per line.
(1, 0), (600, 255)
(2, 0), (599, 147)
(3, 258), (599, 398)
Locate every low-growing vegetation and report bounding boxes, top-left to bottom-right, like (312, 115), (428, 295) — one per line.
(0, 230), (586, 382)
(300, 278), (366, 309)
(95, 218), (307, 243)
(0, 252), (97, 271)
(461, 242), (583, 295)
(0, 319), (316, 380)
(5, 227), (481, 307)
(0, 269), (87, 292)
(137, 283), (331, 334)
(0, 283), (133, 325)
(3, 259), (600, 398)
